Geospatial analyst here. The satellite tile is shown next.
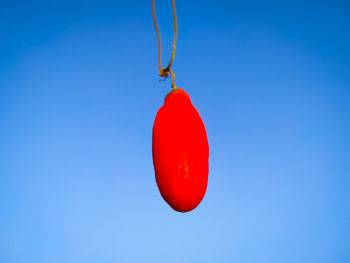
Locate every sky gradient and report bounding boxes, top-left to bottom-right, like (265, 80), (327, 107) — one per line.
(1, 0), (350, 262)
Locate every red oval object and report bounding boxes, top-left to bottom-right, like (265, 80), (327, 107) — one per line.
(152, 89), (209, 212)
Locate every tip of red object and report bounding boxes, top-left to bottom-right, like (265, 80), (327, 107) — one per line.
(164, 88), (191, 104)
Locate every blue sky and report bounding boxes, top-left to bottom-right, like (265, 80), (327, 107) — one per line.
(0, 0), (349, 262)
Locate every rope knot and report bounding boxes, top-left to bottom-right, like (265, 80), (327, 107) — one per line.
(159, 67), (176, 89)
(159, 68), (170, 78)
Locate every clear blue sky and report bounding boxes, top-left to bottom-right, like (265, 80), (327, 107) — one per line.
(1, 0), (349, 262)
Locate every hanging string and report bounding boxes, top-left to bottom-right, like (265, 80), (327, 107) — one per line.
(152, 0), (178, 90)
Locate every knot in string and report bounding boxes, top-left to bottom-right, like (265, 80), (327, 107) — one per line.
(152, 0), (178, 90)
(159, 68), (170, 78)
(159, 67), (176, 90)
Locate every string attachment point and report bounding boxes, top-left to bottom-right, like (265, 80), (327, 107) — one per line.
(159, 67), (177, 90)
